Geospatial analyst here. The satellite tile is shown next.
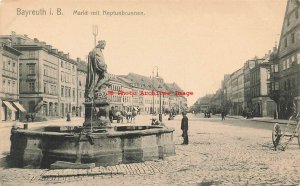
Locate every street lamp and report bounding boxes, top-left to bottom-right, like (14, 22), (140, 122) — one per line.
(152, 66), (158, 115)
(158, 84), (162, 122)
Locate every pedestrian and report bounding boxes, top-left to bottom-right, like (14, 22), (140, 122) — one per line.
(30, 113), (35, 122)
(66, 112), (71, 122)
(25, 113), (30, 122)
(181, 112), (189, 145)
(221, 110), (226, 120)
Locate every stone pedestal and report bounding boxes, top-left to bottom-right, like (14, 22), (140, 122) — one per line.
(83, 99), (111, 130)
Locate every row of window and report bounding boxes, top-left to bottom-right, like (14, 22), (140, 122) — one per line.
(43, 65), (57, 78)
(2, 78), (16, 94)
(270, 78), (297, 91)
(251, 70), (260, 84)
(251, 87), (260, 98)
(2, 56), (17, 72)
(61, 86), (75, 99)
(61, 60), (75, 71)
(61, 71), (75, 84)
(44, 82), (57, 95)
(286, 8), (298, 27)
(283, 78), (296, 91)
(280, 53), (300, 70)
(122, 96), (131, 103)
(111, 85), (121, 91)
(108, 95), (122, 102)
(284, 32), (296, 48)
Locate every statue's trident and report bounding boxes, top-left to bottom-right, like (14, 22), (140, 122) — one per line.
(90, 25), (98, 132)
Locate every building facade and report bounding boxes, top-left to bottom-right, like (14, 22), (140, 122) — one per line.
(0, 37), (23, 121)
(269, 0), (300, 119)
(250, 56), (275, 117)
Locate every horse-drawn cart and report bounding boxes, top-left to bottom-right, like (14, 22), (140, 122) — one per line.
(272, 111), (300, 151)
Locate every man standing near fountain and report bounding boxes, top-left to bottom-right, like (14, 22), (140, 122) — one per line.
(181, 112), (189, 145)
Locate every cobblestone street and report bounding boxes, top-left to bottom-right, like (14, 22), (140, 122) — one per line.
(1, 114), (300, 185)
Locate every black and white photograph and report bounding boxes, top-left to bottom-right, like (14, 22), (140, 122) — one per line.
(0, 0), (300, 185)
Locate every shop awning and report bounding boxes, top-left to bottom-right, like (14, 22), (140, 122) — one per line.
(13, 102), (26, 112)
(3, 101), (17, 112)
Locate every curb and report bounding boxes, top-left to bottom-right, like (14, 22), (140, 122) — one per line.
(226, 115), (289, 125)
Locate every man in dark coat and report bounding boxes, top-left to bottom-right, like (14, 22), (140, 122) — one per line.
(181, 112), (189, 145)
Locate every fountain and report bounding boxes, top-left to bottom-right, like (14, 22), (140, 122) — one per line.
(9, 39), (175, 169)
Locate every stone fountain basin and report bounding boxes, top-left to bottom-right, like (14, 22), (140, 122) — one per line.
(9, 125), (175, 168)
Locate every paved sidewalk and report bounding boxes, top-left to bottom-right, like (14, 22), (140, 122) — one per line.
(226, 115), (290, 124)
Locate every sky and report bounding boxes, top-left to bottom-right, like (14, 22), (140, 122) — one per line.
(0, 0), (287, 106)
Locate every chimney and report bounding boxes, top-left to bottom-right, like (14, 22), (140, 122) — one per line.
(268, 50), (271, 54)
(11, 31), (16, 35)
(77, 57), (81, 62)
(58, 51), (63, 56)
(45, 45), (52, 50)
(34, 38), (39, 43)
(51, 48), (58, 53)
(24, 34), (28, 38)
(40, 41), (46, 46)
(63, 53), (69, 59)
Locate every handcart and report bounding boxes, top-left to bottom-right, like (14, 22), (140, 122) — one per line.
(272, 110), (300, 151)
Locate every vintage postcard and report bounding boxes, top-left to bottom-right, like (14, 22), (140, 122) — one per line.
(0, 0), (300, 185)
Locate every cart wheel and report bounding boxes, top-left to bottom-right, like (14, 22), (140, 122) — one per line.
(272, 123), (281, 150)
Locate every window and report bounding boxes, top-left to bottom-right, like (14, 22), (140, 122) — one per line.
(12, 62), (15, 72)
(287, 79), (291, 90)
(61, 71), (64, 82)
(12, 81), (15, 93)
(44, 83), (47, 93)
(8, 60), (11, 71)
(61, 86), (64, 96)
(61, 60), (64, 68)
(73, 88), (75, 101)
(296, 9), (299, 19)
(28, 64), (35, 75)
(2, 79), (6, 92)
(287, 17), (290, 26)
(7, 80), (11, 93)
(274, 64), (278, 72)
(29, 82), (35, 92)
(284, 38), (288, 48)
(29, 51), (35, 58)
(291, 33), (295, 43)
(19, 64), (22, 76)
(288, 58), (292, 68)
(292, 79), (296, 89)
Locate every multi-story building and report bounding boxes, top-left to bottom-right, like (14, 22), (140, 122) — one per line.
(107, 73), (123, 110)
(0, 32), (80, 120)
(269, 0), (300, 119)
(250, 55), (275, 117)
(58, 52), (78, 118)
(243, 59), (256, 111)
(76, 58), (87, 117)
(0, 37), (23, 121)
(166, 82), (187, 114)
(230, 68), (244, 115)
(122, 73), (187, 114)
